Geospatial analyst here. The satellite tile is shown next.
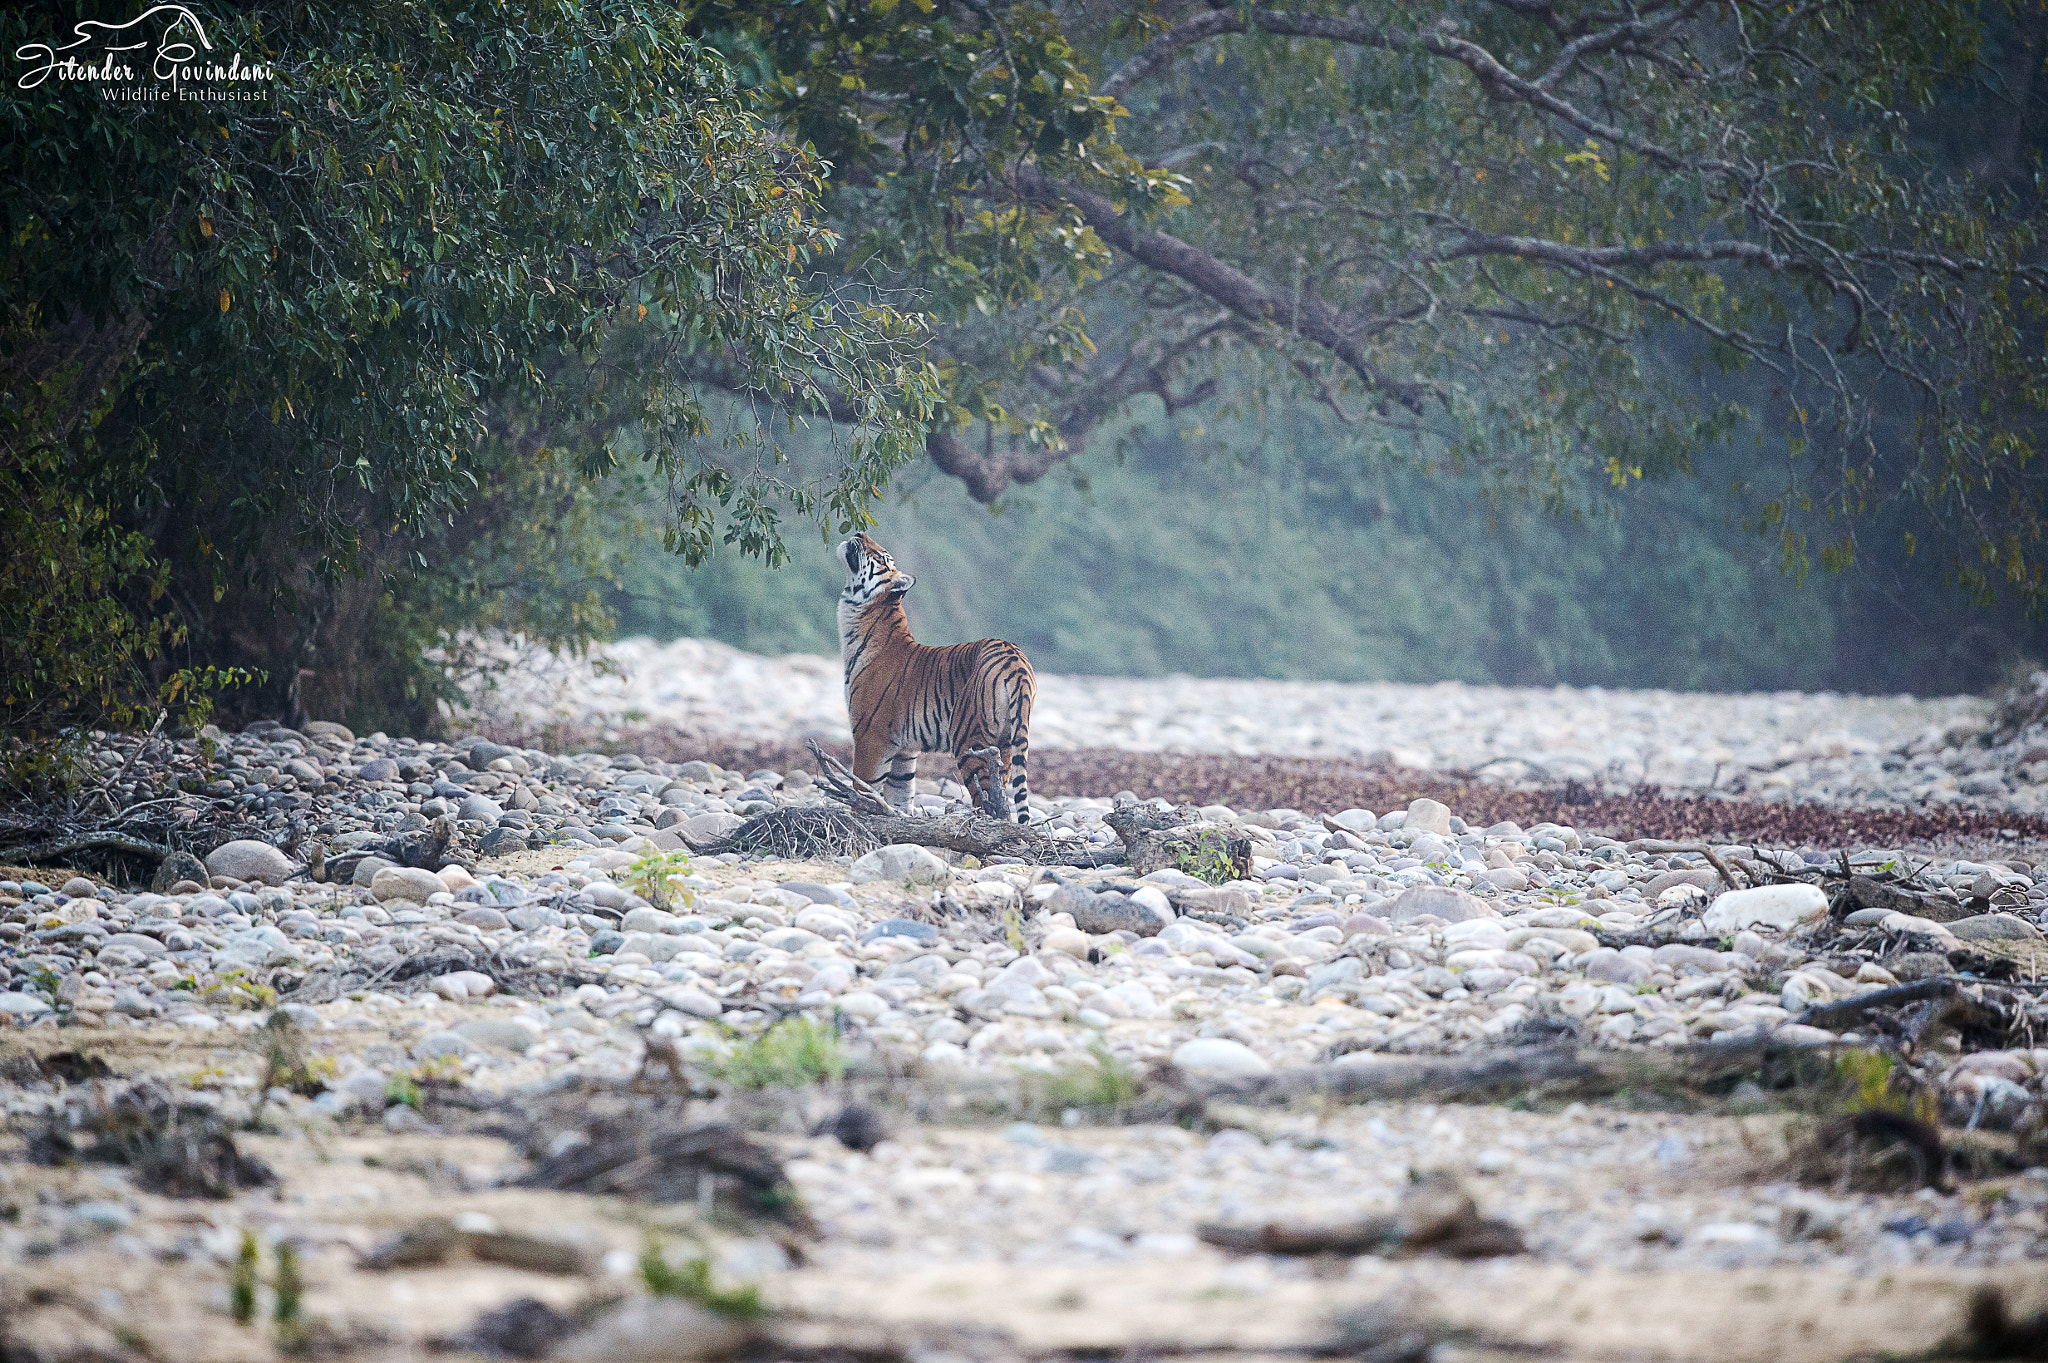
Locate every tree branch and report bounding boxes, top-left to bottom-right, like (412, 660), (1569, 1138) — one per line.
(1011, 163), (1433, 413)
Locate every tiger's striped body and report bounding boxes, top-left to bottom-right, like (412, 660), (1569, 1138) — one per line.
(836, 534), (1036, 822)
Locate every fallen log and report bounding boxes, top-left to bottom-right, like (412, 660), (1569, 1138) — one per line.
(678, 741), (1132, 867)
(0, 831), (176, 865)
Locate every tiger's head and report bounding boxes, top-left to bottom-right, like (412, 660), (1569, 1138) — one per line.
(837, 533), (914, 608)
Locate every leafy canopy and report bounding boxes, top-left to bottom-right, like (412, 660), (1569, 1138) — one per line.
(691, 0), (2048, 607)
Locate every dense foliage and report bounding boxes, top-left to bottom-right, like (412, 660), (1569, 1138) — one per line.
(0, 0), (931, 736)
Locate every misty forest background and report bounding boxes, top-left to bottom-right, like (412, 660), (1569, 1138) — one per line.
(612, 394), (2033, 697)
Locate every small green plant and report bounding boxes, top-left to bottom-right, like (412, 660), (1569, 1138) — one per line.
(27, 967), (62, 1007)
(1002, 904), (1026, 953)
(1170, 832), (1239, 885)
(273, 1242), (304, 1327)
(1832, 1050), (1935, 1121)
(384, 1073), (421, 1110)
(717, 1017), (846, 1089)
(231, 1230), (259, 1324)
(625, 847), (695, 911)
(639, 1235), (764, 1319)
(260, 1014), (337, 1097)
(1030, 1043), (1138, 1113)
(203, 969), (276, 1011)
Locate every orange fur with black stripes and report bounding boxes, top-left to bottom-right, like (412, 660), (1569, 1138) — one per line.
(835, 533), (1036, 822)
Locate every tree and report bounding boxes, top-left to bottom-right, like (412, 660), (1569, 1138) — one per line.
(689, 0), (2048, 608)
(1, 0), (935, 733)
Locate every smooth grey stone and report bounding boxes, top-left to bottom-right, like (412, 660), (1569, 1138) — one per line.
(462, 793), (507, 823)
(1381, 884), (1492, 924)
(1307, 957), (1366, 993)
(0, 990), (54, 1017)
(1068, 890), (1171, 937)
(456, 906), (511, 930)
(477, 827), (526, 856)
(112, 988), (161, 1018)
(1948, 913), (2043, 941)
(860, 918), (939, 945)
(455, 1017), (536, 1052)
(414, 1030), (474, 1059)
(352, 856), (395, 888)
(880, 954), (951, 985)
(507, 906), (564, 931)
(779, 881), (857, 910)
(358, 758), (400, 782)
(484, 879), (528, 906)
(1583, 948), (1653, 985)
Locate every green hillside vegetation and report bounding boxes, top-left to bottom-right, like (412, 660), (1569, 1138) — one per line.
(611, 405), (2039, 695)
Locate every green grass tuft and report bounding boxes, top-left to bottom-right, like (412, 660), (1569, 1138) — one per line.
(639, 1235), (765, 1318)
(716, 1017), (846, 1089)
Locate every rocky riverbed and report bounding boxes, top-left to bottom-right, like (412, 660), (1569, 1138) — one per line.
(465, 636), (2048, 814)
(5, 714), (2048, 1362)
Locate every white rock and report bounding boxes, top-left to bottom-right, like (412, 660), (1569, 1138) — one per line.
(848, 844), (953, 887)
(1403, 798), (1453, 835)
(1040, 927), (1091, 957)
(1701, 883), (1828, 934)
(837, 991), (888, 1021)
(1104, 981), (1158, 1017)
(371, 865), (448, 905)
(438, 865), (478, 892)
(1171, 1038), (1271, 1076)
(0, 990), (54, 1018)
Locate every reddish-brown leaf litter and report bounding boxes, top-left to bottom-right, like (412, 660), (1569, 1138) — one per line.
(491, 725), (2048, 854)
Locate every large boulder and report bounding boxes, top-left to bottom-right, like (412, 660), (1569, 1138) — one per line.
(204, 839), (293, 886)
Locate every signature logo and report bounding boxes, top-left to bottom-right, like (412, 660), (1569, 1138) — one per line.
(14, 4), (270, 95)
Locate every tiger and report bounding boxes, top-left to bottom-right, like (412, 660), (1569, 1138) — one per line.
(835, 533), (1037, 823)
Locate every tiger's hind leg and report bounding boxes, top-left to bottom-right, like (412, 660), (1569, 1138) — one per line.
(884, 751), (918, 812)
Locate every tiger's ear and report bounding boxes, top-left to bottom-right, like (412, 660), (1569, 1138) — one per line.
(890, 573), (916, 595)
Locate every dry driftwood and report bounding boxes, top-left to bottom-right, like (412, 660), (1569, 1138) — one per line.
(0, 831), (178, 866)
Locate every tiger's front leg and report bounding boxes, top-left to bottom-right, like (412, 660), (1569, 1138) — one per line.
(853, 736), (914, 813)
